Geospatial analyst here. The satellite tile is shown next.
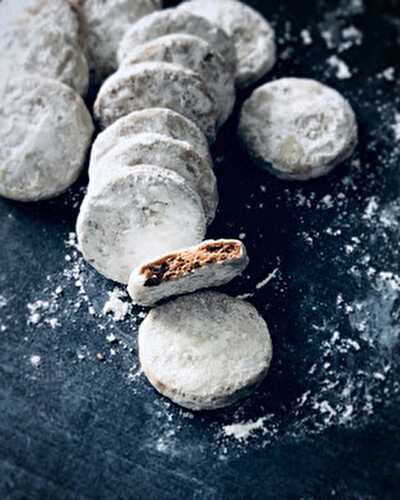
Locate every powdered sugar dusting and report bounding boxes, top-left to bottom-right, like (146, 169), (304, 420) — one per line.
(392, 113), (400, 142)
(103, 287), (131, 321)
(223, 417), (267, 441)
(327, 55), (352, 79)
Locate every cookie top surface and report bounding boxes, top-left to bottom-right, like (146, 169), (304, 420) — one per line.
(120, 33), (235, 126)
(94, 62), (218, 142)
(0, 75), (93, 201)
(139, 291), (272, 410)
(77, 165), (207, 284)
(179, 0), (276, 88)
(118, 8), (236, 77)
(239, 78), (358, 180)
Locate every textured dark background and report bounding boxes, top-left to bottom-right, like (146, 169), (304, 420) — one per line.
(1, 0), (400, 499)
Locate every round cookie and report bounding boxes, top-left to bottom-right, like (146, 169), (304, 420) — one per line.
(0, 75), (94, 202)
(139, 291), (272, 411)
(179, 0), (276, 88)
(120, 34), (235, 126)
(89, 133), (218, 224)
(0, 0), (89, 96)
(118, 8), (236, 77)
(77, 0), (162, 80)
(239, 78), (358, 181)
(90, 108), (210, 166)
(77, 165), (207, 284)
(94, 62), (218, 142)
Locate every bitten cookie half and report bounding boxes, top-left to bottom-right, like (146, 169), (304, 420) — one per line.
(139, 291), (272, 411)
(77, 165), (207, 284)
(239, 78), (358, 180)
(128, 239), (249, 306)
(0, 75), (93, 202)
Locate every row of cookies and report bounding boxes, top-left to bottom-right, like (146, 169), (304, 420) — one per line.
(77, 5), (242, 283)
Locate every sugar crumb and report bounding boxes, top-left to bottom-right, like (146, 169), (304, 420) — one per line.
(327, 55), (352, 79)
(223, 417), (267, 441)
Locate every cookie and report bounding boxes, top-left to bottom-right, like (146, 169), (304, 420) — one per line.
(120, 34), (235, 126)
(118, 8), (236, 77)
(77, 0), (162, 80)
(94, 62), (218, 142)
(77, 165), (207, 284)
(0, 75), (93, 202)
(0, 0), (89, 96)
(139, 291), (272, 410)
(89, 133), (218, 224)
(179, 0), (276, 88)
(90, 108), (210, 166)
(128, 239), (249, 306)
(239, 78), (358, 180)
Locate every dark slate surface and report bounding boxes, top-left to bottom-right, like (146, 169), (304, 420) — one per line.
(1, 1), (400, 499)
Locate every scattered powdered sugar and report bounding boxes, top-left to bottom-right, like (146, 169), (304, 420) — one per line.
(392, 112), (400, 142)
(103, 287), (131, 321)
(222, 417), (267, 441)
(236, 265), (280, 299)
(300, 29), (313, 45)
(255, 267), (280, 290)
(0, 295), (7, 308)
(340, 25), (363, 51)
(348, 271), (400, 349)
(327, 55), (352, 79)
(23, 231), (141, 365)
(30, 354), (41, 368)
(377, 67), (395, 82)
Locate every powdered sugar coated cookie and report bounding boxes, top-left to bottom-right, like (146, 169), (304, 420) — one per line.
(0, 75), (93, 202)
(139, 291), (272, 410)
(239, 78), (358, 180)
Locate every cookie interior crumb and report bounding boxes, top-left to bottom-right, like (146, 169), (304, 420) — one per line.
(141, 241), (242, 286)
